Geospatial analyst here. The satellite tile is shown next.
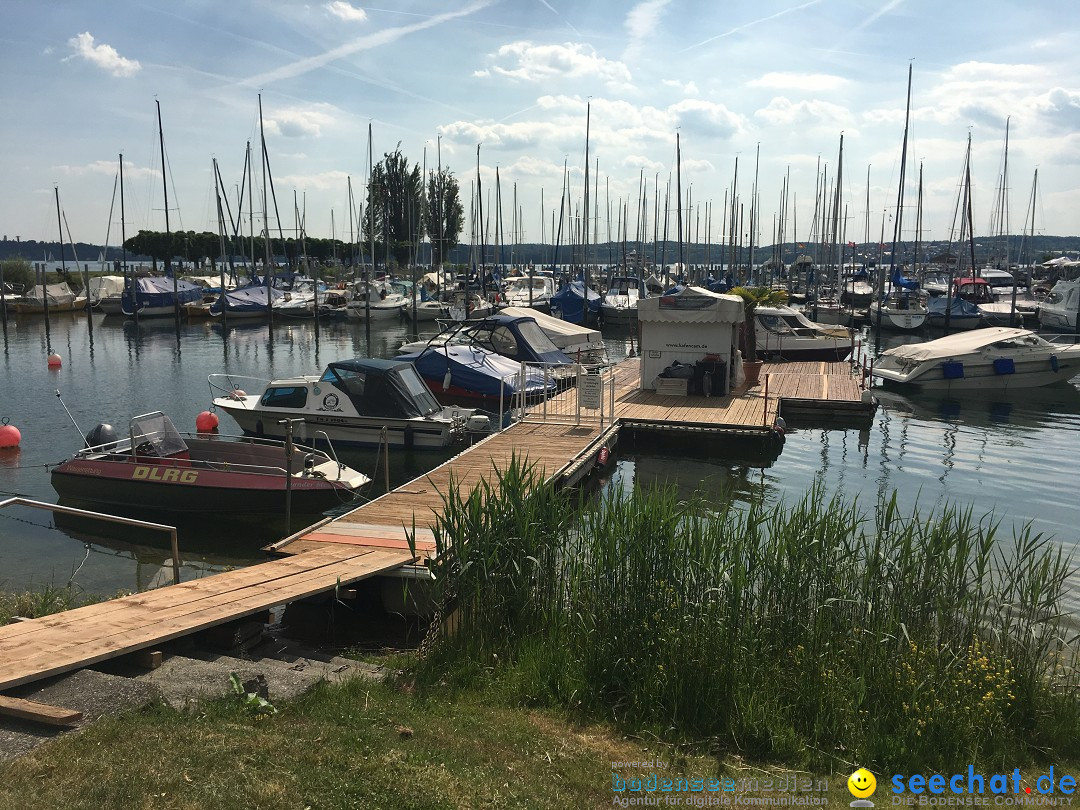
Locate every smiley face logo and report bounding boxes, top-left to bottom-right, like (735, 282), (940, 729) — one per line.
(848, 768), (876, 799)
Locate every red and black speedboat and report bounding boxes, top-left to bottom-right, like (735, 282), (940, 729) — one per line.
(51, 412), (370, 516)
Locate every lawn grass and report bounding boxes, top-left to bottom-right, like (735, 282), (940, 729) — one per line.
(0, 674), (738, 810)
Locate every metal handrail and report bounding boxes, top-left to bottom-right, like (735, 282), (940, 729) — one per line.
(0, 497), (181, 586)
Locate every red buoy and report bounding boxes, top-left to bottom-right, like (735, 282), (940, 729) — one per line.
(0, 419), (20, 448)
(195, 411), (219, 432)
(47, 352), (62, 368)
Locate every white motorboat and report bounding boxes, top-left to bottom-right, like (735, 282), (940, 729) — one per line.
(88, 275), (126, 314)
(345, 280), (406, 320)
(447, 290), (494, 321)
(753, 305), (853, 361)
(501, 273), (555, 311)
(1038, 279), (1079, 331)
(601, 275), (643, 325)
(209, 358), (490, 450)
(871, 327), (1080, 391)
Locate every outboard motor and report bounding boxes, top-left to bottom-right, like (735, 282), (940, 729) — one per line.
(84, 423), (119, 451)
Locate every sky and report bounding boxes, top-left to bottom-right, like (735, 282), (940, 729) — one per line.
(2, 0), (1079, 255)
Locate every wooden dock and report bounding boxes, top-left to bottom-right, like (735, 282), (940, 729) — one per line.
(0, 357), (871, 702)
(272, 358), (871, 557)
(0, 545), (413, 693)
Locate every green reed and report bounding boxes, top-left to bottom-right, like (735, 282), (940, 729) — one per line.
(421, 458), (1080, 770)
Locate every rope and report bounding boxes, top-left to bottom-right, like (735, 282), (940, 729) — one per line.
(67, 543), (92, 587)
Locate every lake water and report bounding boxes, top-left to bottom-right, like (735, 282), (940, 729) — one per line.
(1, 313), (1079, 612)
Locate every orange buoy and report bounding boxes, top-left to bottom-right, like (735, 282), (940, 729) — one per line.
(0, 419), (20, 448)
(195, 410), (219, 432)
(47, 352), (62, 368)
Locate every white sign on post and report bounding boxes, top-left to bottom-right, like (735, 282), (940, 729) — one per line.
(579, 373), (602, 409)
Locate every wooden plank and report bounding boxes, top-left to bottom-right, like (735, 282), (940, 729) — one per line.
(0, 695), (82, 726)
(0, 549), (414, 690)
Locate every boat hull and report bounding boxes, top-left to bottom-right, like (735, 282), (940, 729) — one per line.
(874, 362), (1080, 391)
(214, 400), (460, 449)
(868, 304), (927, 332)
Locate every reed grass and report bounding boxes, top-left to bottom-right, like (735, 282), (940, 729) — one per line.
(421, 457), (1080, 771)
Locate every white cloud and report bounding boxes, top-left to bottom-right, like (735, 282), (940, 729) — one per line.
(748, 72), (848, 91)
(262, 104), (339, 138)
(662, 79), (698, 95)
(1035, 87), (1080, 132)
(324, 1), (367, 22)
(754, 96), (850, 128)
(275, 170), (351, 192)
(670, 99), (745, 140)
(480, 41), (632, 89)
(52, 159), (158, 179)
(622, 155), (666, 172)
(66, 32), (141, 77)
(624, 0), (672, 62)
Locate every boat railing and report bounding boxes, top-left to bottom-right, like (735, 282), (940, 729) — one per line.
(207, 373), (271, 407)
(1044, 334), (1080, 346)
(512, 362), (617, 427)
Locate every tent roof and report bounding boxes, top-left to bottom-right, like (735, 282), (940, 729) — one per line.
(637, 286), (744, 323)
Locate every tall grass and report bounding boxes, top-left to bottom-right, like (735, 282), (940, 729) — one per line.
(421, 458), (1080, 771)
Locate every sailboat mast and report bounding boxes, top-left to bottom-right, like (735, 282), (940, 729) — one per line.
(213, 158), (228, 325)
(675, 132), (683, 279)
(883, 64), (913, 320)
(583, 100), (590, 278)
(258, 94), (272, 324)
(155, 100), (179, 325)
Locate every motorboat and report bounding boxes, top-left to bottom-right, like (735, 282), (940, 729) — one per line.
(210, 358), (490, 450)
(446, 289), (495, 321)
(88, 275), (126, 314)
(395, 343), (557, 406)
(121, 276), (205, 317)
(14, 282), (87, 314)
(210, 282), (285, 318)
(601, 275), (643, 325)
(926, 295), (983, 330)
(753, 305), (853, 361)
(398, 312), (574, 367)
(871, 327), (1080, 391)
(549, 280), (601, 325)
(51, 412), (370, 515)
(1038, 279), (1079, 331)
(345, 280), (406, 320)
(393, 280), (444, 321)
(501, 273), (556, 311)
(500, 306), (608, 363)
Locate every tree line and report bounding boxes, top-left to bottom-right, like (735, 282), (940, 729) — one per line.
(116, 147), (464, 274)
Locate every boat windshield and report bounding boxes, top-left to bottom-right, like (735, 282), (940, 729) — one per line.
(393, 366), (442, 416)
(129, 413), (188, 458)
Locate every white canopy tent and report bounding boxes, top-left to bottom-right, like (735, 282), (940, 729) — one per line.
(637, 286), (743, 394)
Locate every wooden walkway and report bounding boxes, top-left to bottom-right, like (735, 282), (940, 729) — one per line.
(0, 545), (413, 692)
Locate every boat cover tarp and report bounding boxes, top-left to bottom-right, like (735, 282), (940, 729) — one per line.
(210, 283), (284, 314)
(550, 280), (600, 325)
(458, 313), (572, 365)
(882, 327), (1039, 363)
(499, 306), (604, 349)
(23, 283), (79, 306)
(88, 275), (125, 302)
(890, 266), (920, 291)
(123, 276), (203, 312)
(927, 296), (982, 319)
(321, 358), (441, 418)
(397, 345), (551, 398)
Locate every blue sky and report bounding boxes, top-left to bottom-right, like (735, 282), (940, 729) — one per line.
(2, 0), (1079, 254)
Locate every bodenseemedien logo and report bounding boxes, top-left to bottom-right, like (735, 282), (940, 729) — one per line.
(849, 767), (877, 808)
